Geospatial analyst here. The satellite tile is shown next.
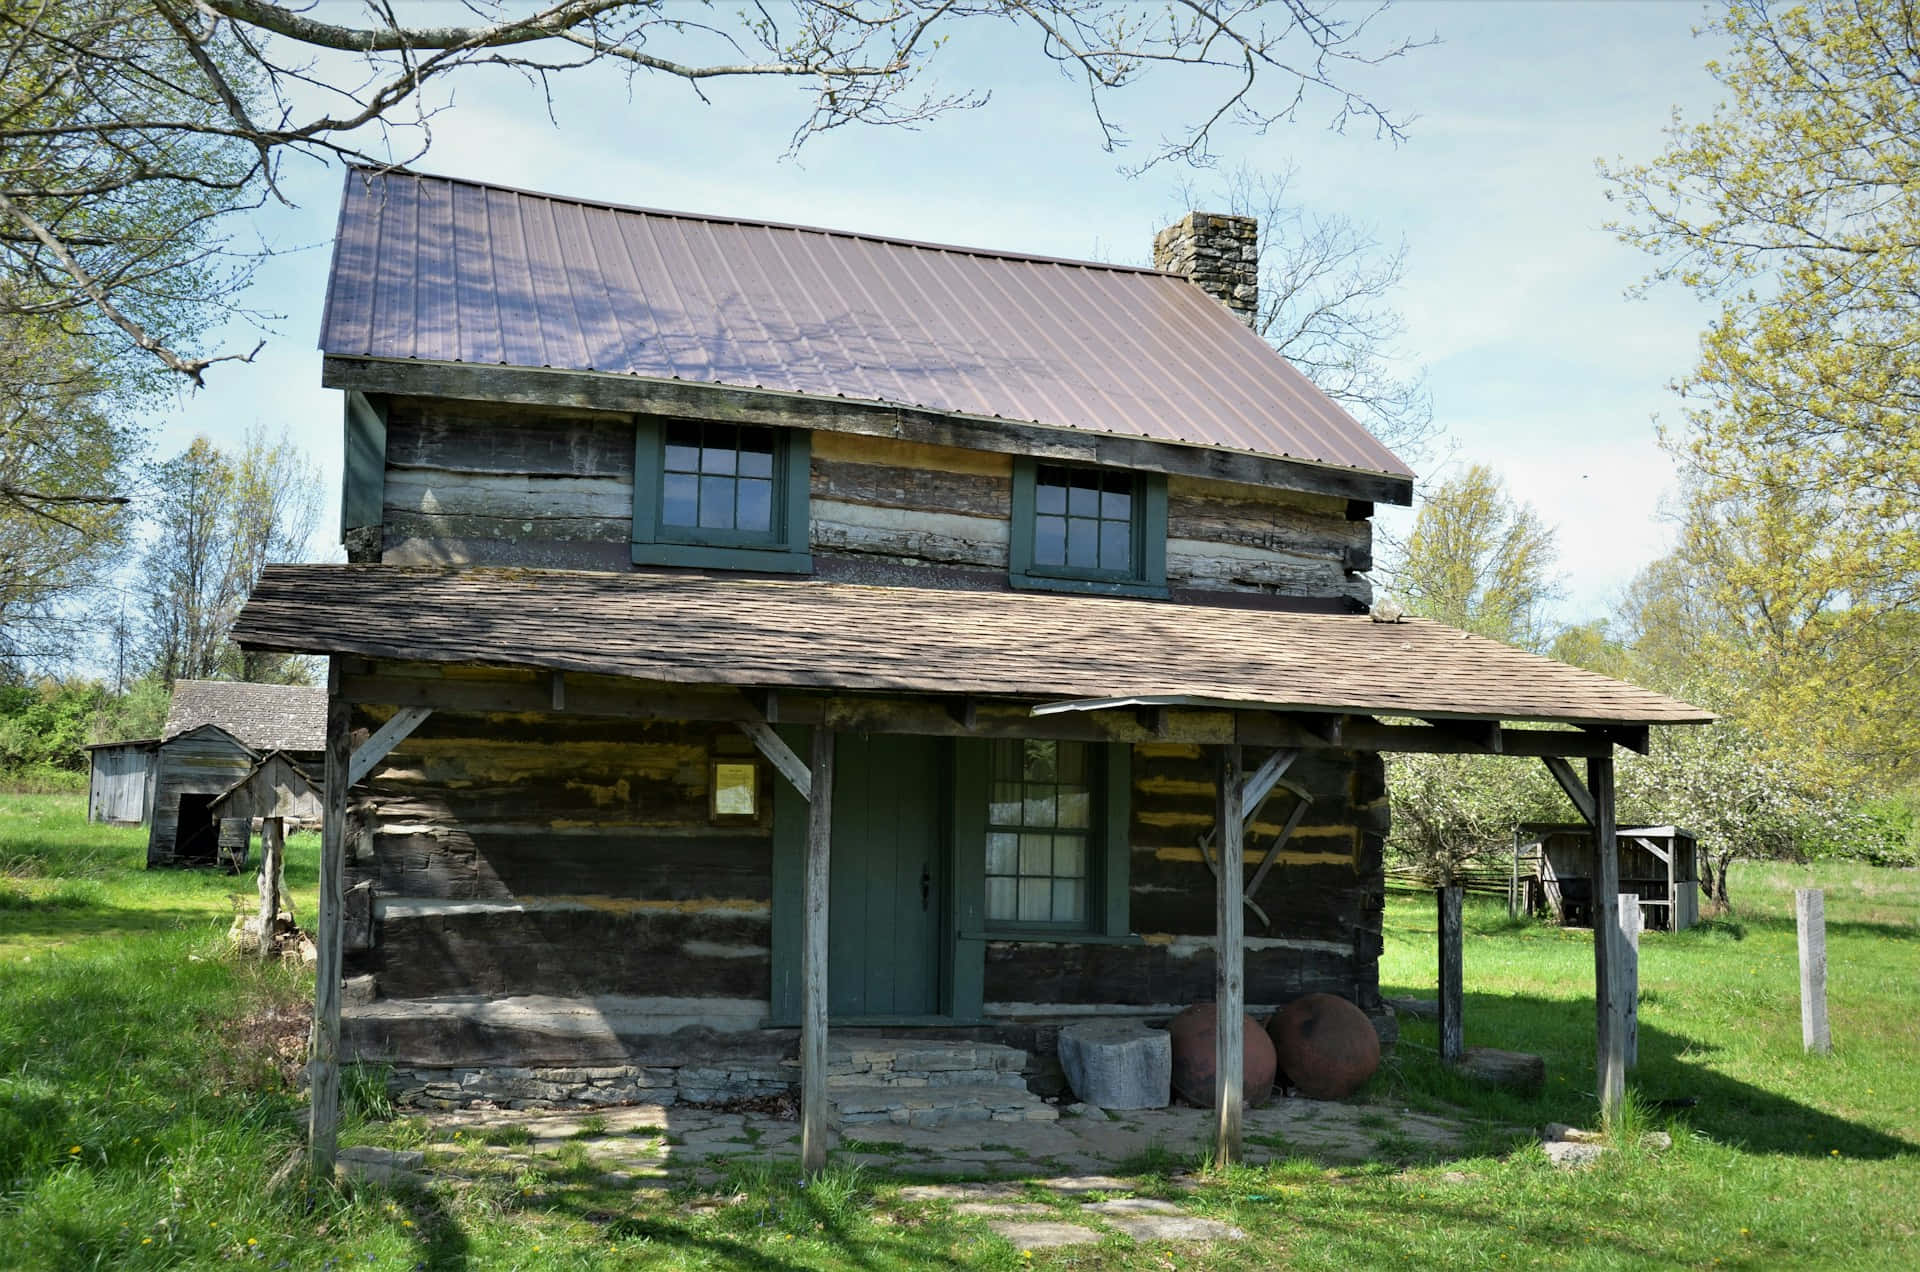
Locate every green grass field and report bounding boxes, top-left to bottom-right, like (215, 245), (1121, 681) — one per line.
(2, 792), (1916, 1269)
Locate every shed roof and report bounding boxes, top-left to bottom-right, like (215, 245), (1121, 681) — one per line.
(233, 566), (1710, 729)
(321, 169), (1411, 483)
(164, 680), (326, 753)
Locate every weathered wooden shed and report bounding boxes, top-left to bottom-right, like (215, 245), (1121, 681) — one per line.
(1515, 822), (1701, 931)
(84, 738), (158, 827)
(146, 680), (326, 868)
(231, 170), (1714, 1173)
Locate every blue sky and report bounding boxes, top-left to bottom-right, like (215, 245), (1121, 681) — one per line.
(146, 0), (1727, 627)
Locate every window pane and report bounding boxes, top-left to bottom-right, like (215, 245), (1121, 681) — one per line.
(700, 440), (736, 475)
(1052, 879), (1085, 924)
(986, 832), (1017, 874)
(1099, 520), (1132, 571)
(664, 422), (701, 472)
(662, 472), (699, 526)
(1023, 788), (1057, 825)
(1101, 484), (1132, 518)
(1019, 834), (1052, 876)
(1024, 740), (1057, 782)
(738, 429), (775, 477)
(1034, 514), (1066, 565)
(736, 478), (772, 532)
(1058, 790), (1091, 829)
(989, 783), (1022, 826)
(992, 740), (1021, 781)
(987, 877), (1017, 921)
(1056, 744), (1086, 783)
(1066, 519), (1099, 568)
(1018, 878), (1051, 922)
(699, 475), (735, 528)
(1053, 836), (1086, 879)
(1036, 472), (1067, 514)
(1068, 472), (1099, 516)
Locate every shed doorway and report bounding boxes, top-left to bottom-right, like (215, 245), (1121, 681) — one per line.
(174, 792), (220, 864)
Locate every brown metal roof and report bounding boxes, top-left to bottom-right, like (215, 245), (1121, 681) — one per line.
(320, 169), (1412, 482)
(164, 680), (327, 753)
(233, 566), (1709, 729)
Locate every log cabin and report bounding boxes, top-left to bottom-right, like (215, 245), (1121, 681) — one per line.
(232, 170), (1711, 1168)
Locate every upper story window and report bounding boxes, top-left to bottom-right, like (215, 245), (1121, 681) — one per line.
(632, 417), (811, 573)
(1010, 458), (1167, 597)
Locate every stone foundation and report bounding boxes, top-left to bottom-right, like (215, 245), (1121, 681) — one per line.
(387, 1059), (789, 1111)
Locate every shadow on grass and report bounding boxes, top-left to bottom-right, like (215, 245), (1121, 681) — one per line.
(1381, 990), (1916, 1161)
(0, 904), (231, 943)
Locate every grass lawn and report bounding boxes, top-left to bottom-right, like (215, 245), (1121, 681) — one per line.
(2, 792), (1917, 1269)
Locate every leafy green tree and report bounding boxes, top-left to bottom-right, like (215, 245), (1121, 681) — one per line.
(1603, 0), (1920, 784)
(138, 430), (320, 684)
(1394, 464), (1561, 649)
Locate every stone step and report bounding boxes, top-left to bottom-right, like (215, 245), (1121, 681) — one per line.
(831, 1081), (1058, 1129)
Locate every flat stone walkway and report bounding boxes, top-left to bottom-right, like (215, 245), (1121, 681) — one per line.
(418, 1094), (1480, 1189)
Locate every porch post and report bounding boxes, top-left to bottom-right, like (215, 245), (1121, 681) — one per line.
(1437, 885), (1464, 1064)
(310, 661), (351, 1176)
(1213, 744), (1245, 1166)
(800, 727), (835, 1175)
(1589, 755), (1626, 1120)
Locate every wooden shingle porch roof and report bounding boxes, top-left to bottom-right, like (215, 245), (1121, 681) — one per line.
(234, 565), (1710, 732)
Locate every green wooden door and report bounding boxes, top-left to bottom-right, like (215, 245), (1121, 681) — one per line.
(828, 733), (944, 1017)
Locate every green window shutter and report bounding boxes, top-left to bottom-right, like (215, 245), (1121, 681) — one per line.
(341, 391), (388, 534)
(1100, 742), (1133, 937)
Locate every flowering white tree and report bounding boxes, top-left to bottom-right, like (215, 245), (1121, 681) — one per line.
(1616, 712), (1860, 913)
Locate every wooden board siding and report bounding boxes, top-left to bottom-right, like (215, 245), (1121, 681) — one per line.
(347, 703), (774, 1003)
(88, 743), (154, 826)
(146, 729), (258, 866)
(379, 396), (635, 570)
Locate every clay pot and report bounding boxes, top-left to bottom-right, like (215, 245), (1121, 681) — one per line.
(1166, 1003), (1277, 1108)
(1267, 993), (1380, 1100)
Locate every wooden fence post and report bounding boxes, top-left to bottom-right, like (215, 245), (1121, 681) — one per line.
(1618, 895), (1641, 1069)
(1797, 888), (1830, 1055)
(258, 816), (284, 960)
(800, 728), (835, 1175)
(1213, 744), (1245, 1167)
(1438, 885), (1464, 1063)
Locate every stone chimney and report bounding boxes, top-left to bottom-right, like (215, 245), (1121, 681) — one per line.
(1153, 212), (1259, 327)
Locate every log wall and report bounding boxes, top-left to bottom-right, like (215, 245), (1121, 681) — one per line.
(347, 676), (1386, 1042)
(373, 397), (1371, 606)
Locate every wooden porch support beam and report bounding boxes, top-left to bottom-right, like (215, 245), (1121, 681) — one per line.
(1590, 755), (1627, 1117)
(1213, 744), (1246, 1167)
(1585, 723), (1651, 755)
(1438, 886), (1464, 1063)
(258, 817), (285, 960)
(1237, 749), (1298, 827)
(309, 661), (351, 1179)
(1421, 718), (1502, 753)
(800, 728), (835, 1176)
(1541, 753), (1628, 1119)
(348, 706), (434, 785)
(1541, 756), (1597, 826)
(739, 719), (812, 800)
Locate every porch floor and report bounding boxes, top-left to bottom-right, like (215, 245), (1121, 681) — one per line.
(409, 1093), (1496, 1191)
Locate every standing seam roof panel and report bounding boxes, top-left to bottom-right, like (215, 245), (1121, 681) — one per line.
(322, 169), (1414, 479)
